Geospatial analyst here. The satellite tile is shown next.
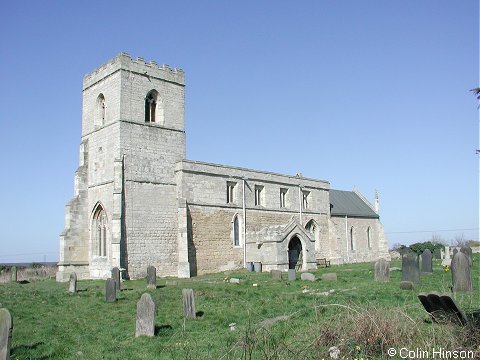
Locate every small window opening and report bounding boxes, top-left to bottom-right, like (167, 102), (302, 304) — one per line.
(233, 215), (240, 247)
(280, 188), (287, 208)
(145, 91), (157, 123)
(227, 182), (236, 204)
(302, 190), (310, 209)
(350, 227), (355, 251)
(254, 185), (264, 206)
(367, 227), (372, 249)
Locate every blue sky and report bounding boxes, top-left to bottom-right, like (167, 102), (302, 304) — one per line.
(0, 1), (478, 263)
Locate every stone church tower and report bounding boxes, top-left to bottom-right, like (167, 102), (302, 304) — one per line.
(58, 53), (390, 281)
(57, 53), (186, 280)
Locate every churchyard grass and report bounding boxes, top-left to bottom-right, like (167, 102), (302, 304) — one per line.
(1, 256), (478, 359)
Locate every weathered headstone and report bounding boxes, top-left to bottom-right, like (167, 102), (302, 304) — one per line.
(68, 273), (77, 293)
(400, 281), (414, 290)
(111, 267), (121, 291)
(374, 259), (390, 281)
(10, 267), (17, 282)
(452, 248), (458, 257)
(300, 272), (316, 281)
(433, 249), (441, 260)
(254, 262), (262, 273)
(418, 292), (467, 325)
(146, 266), (156, 289)
(182, 289), (196, 319)
(105, 278), (117, 302)
(229, 278), (240, 284)
(0, 308), (12, 360)
(321, 273), (337, 281)
(451, 252), (473, 292)
(444, 246), (450, 259)
(287, 269), (296, 281)
(246, 262), (254, 272)
(421, 249), (433, 273)
(401, 250), (420, 284)
(135, 293), (155, 337)
(270, 270), (282, 280)
(440, 249), (445, 259)
(460, 246), (473, 267)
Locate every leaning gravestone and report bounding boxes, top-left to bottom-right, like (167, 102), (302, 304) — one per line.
(10, 267), (17, 282)
(421, 249), (433, 274)
(460, 246), (473, 267)
(288, 269), (296, 281)
(105, 278), (117, 302)
(300, 273), (316, 282)
(451, 252), (473, 292)
(135, 293), (155, 337)
(182, 289), (196, 319)
(111, 267), (121, 291)
(270, 270), (282, 280)
(147, 266), (156, 289)
(374, 259), (390, 281)
(418, 292), (467, 325)
(68, 273), (77, 293)
(0, 308), (12, 360)
(402, 250), (420, 284)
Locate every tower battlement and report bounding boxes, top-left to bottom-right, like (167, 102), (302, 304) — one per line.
(83, 52), (185, 90)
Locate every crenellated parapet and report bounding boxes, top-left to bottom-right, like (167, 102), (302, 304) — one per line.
(83, 52), (185, 90)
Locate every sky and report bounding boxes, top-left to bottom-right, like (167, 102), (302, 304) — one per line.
(0, 1), (478, 263)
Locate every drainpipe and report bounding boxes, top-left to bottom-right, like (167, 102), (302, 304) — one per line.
(242, 178), (247, 268)
(345, 215), (349, 263)
(298, 185), (302, 225)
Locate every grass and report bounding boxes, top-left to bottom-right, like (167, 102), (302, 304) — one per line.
(0, 257), (478, 359)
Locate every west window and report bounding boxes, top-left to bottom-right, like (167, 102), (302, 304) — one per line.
(93, 205), (107, 257)
(227, 182), (236, 204)
(302, 190), (310, 209)
(280, 188), (288, 208)
(254, 185), (264, 206)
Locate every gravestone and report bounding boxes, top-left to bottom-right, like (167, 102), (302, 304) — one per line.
(229, 278), (240, 284)
(321, 273), (337, 281)
(287, 269), (296, 281)
(254, 262), (262, 273)
(374, 259), (390, 281)
(451, 252), (473, 292)
(105, 278), (117, 302)
(300, 273), (316, 282)
(452, 248), (458, 257)
(182, 289), (196, 319)
(68, 273), (77, 293)
(440, 250), (444, 259)
(0, 308), (12, 360)
(400, 281), (414, 290)
(246, 262), (254, 272)
(10, 267), (17, 282)
(444, 246), (450, 259)
(460, 246), (473, 267)
(421, 249), (433, 273)
(433, 249), (441, 260)
(270, 270), (282, 280)
(418, 292), (467, 325)
(401, 250), (420, 284)
(135, 293), (155, 337)
(146, 266), (156, 289)
(111, 267), (121, 291)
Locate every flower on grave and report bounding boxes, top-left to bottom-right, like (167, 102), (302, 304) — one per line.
(443, 265), (450, 272)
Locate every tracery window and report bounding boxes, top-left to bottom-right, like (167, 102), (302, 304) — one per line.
(93, 205), (107, 256)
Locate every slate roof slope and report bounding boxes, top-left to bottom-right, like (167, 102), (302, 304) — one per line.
(330, 189), (379, 218)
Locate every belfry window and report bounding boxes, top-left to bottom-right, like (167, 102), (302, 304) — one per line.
(96, 94), (106, 126)
(93, 205), (107, 257)
(145, 90), (157, 123)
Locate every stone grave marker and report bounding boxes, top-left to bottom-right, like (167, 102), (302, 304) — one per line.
(229, 278), (240, 284)
(0, 308), (12, 360)
(374, 259), (390, 281)
(68, 273), (77, 293)
(433, 249), (441, 260)
(270, 270), (282, 280)
(401, 250), (420, 284)
(254, 262), (262, 273)
(10, 267), (17, 282)
(460, 246), (473, 267)
(400, 281), (414, 290)
(287, 269), (296, 281)
(147, 266), (156, 289)
(321, 273), (337, 281)
(111, 267), (121, 291)
(105, 278), (117, 302)
(421, 249), (433, 274)
(451, 252), (473, 292)
(182, 289), (196, 319)
(418, 292), (467, 325)
(135, 293), (155, 337)
(300, 273), (316, 282)
(452, 248), (458, 257)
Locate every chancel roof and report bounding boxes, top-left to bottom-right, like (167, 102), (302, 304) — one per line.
(329, 190), (379, 218)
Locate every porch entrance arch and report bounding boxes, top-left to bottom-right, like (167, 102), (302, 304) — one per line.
(288, 236), (303, 270)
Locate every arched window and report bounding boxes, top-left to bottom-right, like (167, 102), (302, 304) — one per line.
(367, 227), (372, 249)
(96, 94), (106, 126)
(350, 227), (355, 251)
(93, 205), (107, 256)
(145, 90), (158, 123)
(233, 215), (240, 247)
(305, 219), (315, 234)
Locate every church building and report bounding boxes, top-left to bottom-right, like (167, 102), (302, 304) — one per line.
(56, 53), (390, 281)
